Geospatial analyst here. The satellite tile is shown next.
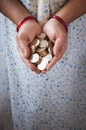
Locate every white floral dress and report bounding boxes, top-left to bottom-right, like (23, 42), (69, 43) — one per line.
(0, 0), (86, 130)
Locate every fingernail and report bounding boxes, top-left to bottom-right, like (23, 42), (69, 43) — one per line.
(25, 51), (27, 57)
(46, 67), (50, 71)
(56, 37), (60, 42)
(55, 49), (58, 55)
(53, 47), (58, 56)
(23, 49), (26, 56)
(25, 42), (28, 46)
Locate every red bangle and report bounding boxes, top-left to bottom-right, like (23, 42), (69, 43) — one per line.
(16, 16), (38, 32)
(50, 15), (68, 32)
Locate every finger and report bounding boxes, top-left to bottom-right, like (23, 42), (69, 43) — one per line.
(16, 34), (30, 57)
(47, 42), (67, 71)
(46, 57), (58, 71)
(18, 47), (36, 71)
(23, 46), (31, 58)
(41, 69), (47, 74)
(27, 61), (41, 74)
(19, 48), (42, 73)
(35, 69), (41, 74)
(17, 43), (30, 58)
(21, 56), (37, 71)
(53, 35), (66, 56)
(16, 33), (29, 47)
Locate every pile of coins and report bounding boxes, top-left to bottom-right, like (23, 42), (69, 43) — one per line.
(29, 33), (54, 70)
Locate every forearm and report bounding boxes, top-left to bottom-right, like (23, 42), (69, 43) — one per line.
(56, 0), (86, 24)
(0, 0), (30, 24)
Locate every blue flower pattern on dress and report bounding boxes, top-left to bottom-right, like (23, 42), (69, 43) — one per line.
(0, 0), (86, 130)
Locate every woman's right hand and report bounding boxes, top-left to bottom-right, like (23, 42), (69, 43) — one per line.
(16, 20), (42, 74)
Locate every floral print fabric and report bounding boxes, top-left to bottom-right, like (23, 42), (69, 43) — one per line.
(0, 0), (86, 130)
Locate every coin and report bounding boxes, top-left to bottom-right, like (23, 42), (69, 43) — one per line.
(38, 60), (48, 70)
(31, 38), (40, 46)
(29, 33), (54, 71)
(43, 53), (53, 62)
(30, 53), (41, 64)
(39, 40), (48, 48)
(36, 47), (48, 57)
(37, 33), (46, 40)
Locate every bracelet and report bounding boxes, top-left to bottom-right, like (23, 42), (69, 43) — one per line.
(16, 16), (38, 32)
(50, 15), (68, 32)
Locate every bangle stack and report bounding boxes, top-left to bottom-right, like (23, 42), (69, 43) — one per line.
(50, 15), (68, 32)
(16, 16), (38, 32)
(16, 15), (68, 33)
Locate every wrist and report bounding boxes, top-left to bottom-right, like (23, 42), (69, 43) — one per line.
(16, 15), (38, 32)
(50, 14), (68, 32)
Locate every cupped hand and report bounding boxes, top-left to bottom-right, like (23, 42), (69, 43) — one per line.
(43, 18), (68, 71)
(16, 20), (42, 74)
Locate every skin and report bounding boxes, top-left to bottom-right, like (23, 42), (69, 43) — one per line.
(0, 0), (86, 74)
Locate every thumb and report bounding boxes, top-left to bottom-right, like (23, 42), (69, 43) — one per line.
(20, 39), (31, 58)
(22, 46), (30, 58)
(53, 37), (64, 57)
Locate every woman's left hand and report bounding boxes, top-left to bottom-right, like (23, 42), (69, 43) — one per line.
(43, 18), (68, 71)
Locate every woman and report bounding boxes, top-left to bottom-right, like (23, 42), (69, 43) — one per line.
(0, 0), (86, 129)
